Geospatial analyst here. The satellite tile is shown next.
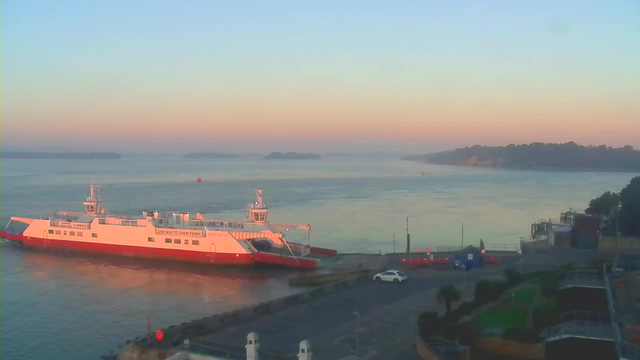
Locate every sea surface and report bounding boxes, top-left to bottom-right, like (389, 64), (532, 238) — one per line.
(1, 156), (637, 360)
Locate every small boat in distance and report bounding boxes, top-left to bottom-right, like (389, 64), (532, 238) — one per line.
(1, 186), (336, 269)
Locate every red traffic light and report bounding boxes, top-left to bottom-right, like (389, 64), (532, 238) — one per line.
(155, 330), (164, 340)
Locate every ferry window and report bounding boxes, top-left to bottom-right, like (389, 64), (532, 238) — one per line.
(92, 233), (98, 238)
(185, 240), (189, 244)
(99, 219), (106, 224)
(48, 230), (54, 234)
(63, 231), (67, 235)
(77, 232), (83, 236)
(55, 230), (61, 235)
(148, 237), (155, 242)
(70, 231), (75, 236)
(165, 238), (172, 243)
(174, 239), (181, 244)
(192, 240), (200, 245)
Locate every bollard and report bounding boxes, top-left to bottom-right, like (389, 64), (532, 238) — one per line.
(298, 340), (313, 360)
(246, 332), (260, 360)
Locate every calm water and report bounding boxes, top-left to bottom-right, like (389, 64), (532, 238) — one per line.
(1, 157), (637, 360)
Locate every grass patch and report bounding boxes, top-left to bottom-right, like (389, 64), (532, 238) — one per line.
(471, 307), (528, 328)
(513, 287), (537, 304)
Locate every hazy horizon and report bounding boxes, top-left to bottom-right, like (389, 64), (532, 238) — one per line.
(2, 1), (639, 153)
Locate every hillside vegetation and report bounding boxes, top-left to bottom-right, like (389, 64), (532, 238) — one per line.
(402, 142), (640, 171)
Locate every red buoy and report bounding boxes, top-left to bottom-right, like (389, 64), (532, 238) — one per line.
(197, 178), (201, 182)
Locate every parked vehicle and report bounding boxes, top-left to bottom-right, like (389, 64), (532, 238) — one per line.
(373, 270), (407, 283)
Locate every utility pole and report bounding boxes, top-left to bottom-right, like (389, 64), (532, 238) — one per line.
(461, 223), (464, 249)
(393, 234), (396, 254)
(308, 226), (311, 246)
(406, 217), (410, 254)
(615, 207), (620, 267)
(353, 311), (360, 359)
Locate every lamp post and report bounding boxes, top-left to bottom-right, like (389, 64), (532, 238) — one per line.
(393, 234), (396, 254)
(353, 311), (360, 358)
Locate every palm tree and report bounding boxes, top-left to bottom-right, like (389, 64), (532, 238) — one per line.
(437, 285), (461, 315)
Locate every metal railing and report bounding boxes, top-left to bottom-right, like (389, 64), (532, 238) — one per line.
(558, 310), (611, 324)
(484, 244), (519, 252)
(544, 320), (615, 341)
(559, 269), (604, 289)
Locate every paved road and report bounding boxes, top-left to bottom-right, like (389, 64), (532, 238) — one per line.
(199, 266), (507, 360)
(196, 250), (633, 359)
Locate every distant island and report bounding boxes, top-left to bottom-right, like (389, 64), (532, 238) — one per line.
(1, 152), (121, 160)
(401, 142), (640, 172)
(263, 152), (321, 160)
(183, 153), (240, 159)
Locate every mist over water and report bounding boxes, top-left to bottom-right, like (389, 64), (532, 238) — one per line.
(1, 157), (637, 359)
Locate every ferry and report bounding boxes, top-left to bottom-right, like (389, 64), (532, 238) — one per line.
(0, 186), (336, 269)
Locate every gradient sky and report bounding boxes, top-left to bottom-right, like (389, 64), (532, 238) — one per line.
(2, 1), (639, 153)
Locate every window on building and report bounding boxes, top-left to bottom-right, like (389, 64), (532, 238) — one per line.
(192, 240), (200, 246)
(98, 219), (106, 224)
(55, 230), (61, 235)
(174, 239), (181, 244)
(148, 237), (155, 242)
(77, 232), (83, 236)
(63, 231), (67, 235)
(165, 238), (172, 243)
(48, 230), (54, 234)
(70, 231), (75, 236)
(185, 240), (189, 245)
(92, 233), (98, 238)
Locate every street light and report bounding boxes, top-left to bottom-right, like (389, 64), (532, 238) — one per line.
(353, 311), (360, 359)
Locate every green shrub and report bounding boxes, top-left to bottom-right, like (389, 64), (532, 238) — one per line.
(540, 273), (560, 296)
(441, 323), (480, 344)
(456, 324), (480, 346)
(492, 280), (508, 297)
(504, 268), (523, 287)
(418, 311), (440, 339)
(533, 297), (557, 314)
(474, 280), (496, 305)
(441, 324), (458, 341)
(522, 270), (546, 281)
(502, 328), (544, 343)
(454, 301), (476, 317)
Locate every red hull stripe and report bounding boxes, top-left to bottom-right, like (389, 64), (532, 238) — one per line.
(0, 231), (316, 268)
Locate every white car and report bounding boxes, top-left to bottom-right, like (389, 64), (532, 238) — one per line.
(373, 270), (407, 283)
